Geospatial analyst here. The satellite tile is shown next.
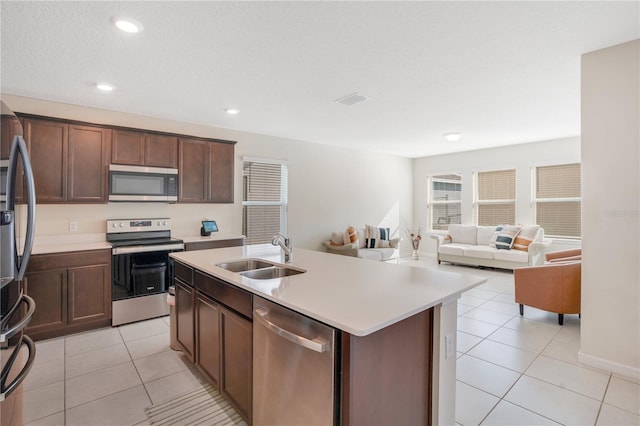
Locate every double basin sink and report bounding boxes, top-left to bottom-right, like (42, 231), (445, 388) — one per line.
(215, 259), (305, 280)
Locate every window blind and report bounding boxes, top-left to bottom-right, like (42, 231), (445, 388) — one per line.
(242, 160), (288, 245)
(535, 163), (581, 238)
(476, 169), (516, 226)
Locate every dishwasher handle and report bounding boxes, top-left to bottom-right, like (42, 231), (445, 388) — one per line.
(254, 307), (329, 353)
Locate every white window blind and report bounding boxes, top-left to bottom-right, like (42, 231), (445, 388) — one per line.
(428, 173), (462, 230)
(476, 169), (516, 226)
(242, 159), (288, 245)
(535, 163), (581, 238)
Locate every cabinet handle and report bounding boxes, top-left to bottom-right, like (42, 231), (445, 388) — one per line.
(254, 307), (329, 353)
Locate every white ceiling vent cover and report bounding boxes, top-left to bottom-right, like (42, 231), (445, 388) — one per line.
(334, 92), (369, 106)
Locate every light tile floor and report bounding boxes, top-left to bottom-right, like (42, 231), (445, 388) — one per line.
(22, 256), (640, 425)
(23, 316), (208, 426)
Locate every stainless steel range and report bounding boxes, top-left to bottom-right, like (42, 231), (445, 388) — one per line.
(107, 218), (184, 326)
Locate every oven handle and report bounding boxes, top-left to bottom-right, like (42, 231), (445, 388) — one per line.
(0, 334), (36, 402)
(112, 243), (184, 255)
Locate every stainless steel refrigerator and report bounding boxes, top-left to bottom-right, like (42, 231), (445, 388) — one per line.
(0, 100), (37, 426)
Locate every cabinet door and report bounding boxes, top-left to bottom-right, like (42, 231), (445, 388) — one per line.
(111, 129), (145, 165)
(67, 124), (110, 202)
(209, 142), (234, 203)
(175, 279), (195, 361)
(196, 292), (220, 388)
(23, 118), (68, 203)
(220, 307), (252, 422)
(24, 269), (68, 335)
(178, 138), (208, 203)
(145, 134), (178, 168)
(67, 264), (111, 325)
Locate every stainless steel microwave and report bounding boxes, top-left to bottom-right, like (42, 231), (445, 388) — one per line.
(108, 164), (178, 202)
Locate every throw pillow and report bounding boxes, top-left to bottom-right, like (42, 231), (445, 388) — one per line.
(512, 225), (540, 251)
(330, 232), (344, 246)
(345, 226), (358, 244)
(364, 224), (391, 249)
(492, 225), (522, 250)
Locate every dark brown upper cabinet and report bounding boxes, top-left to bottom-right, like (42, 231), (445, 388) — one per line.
(112, 129), (178, 168)
(23, 118), (111, 204)
(179, 138), (234, 203)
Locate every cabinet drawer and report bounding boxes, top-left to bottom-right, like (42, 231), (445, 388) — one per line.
(174, 261), (193, 285)
(28, 249), (110, 272)
(194, 271), (252, 319)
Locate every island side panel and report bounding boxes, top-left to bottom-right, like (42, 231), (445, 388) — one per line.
(341, 308), (433, 426)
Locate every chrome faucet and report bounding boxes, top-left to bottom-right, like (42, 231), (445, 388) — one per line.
(271, 233), (293, 263)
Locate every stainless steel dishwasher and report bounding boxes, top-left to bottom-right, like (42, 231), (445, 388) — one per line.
(253, 296), (337, 425)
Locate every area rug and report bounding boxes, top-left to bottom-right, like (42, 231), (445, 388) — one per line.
(144, 383), (247, 426)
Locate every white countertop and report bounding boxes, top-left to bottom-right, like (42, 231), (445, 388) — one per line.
(170, 244), (487, 337)
(29, 233), (111, 255)
(176, 233), (245, 243)
(26, 233), (245, 254)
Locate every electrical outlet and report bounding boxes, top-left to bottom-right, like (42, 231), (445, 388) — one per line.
(69, 221), (78, 232)
(445, 333), (454, 359)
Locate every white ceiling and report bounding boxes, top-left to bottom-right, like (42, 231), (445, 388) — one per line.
(1, 1), (638, 158)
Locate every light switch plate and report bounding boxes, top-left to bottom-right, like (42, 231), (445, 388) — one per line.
(445, 333), (454, 359)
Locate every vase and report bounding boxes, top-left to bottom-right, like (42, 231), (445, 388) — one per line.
(412, 249), (419, 260)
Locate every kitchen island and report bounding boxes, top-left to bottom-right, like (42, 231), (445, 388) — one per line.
(170, 244), (486, 425)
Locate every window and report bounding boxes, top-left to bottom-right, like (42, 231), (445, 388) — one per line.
(428, 173), (462, 230)
(534, 163), (581, 238)
(242, 158), (288, 245)
(475, 169), (516, 226)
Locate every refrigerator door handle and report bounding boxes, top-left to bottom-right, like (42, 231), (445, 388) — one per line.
(6, 135), (36, 281)
(0, 294), (35, 343)
(0, 334), (36, 402)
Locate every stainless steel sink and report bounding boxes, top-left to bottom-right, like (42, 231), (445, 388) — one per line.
(241, 266), (306, 280)
(215, 259), (276, 273)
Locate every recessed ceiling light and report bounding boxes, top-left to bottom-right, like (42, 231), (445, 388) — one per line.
(444, 132), (461, 142)
(96, 82), (116, 92)
(111, 16), (143, 34)
(225, 109), (239, 115)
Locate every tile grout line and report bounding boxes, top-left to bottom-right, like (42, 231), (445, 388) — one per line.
(118, 324), (156, 407)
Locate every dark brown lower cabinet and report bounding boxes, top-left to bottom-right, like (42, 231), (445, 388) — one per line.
(220, 307), (252, 422)
(175, 279), (195, 361)
(341, 308), (433, 425)
(195, 293), (220, 387)
(173, 261), (252, 424)
(24, 249), (111, 341)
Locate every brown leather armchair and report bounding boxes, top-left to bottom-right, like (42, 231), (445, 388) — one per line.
(514, 249), (581, 325)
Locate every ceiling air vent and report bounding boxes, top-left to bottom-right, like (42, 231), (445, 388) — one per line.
(334, 92), (369, 106)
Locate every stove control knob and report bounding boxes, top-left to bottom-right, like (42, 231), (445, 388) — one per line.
(119, 222), (124, 228)
(111, 223), (116, 228)
(162, 220), (168, 226)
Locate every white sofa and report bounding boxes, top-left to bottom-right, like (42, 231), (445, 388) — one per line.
(431, 224), (551, 270)
(322, 227), (399, 261)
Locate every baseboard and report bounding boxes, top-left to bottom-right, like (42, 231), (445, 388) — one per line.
(578, 350), (640, 381)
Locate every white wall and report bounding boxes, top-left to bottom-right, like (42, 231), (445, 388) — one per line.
(3, 94), (413, 253)
(412, 137), (581, 255)
(580, 40), (639, 379)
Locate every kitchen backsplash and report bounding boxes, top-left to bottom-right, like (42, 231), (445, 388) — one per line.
(18, 203), (242, 239)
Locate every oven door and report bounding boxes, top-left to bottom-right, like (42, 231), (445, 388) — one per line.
(111, 245), (183, 326)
